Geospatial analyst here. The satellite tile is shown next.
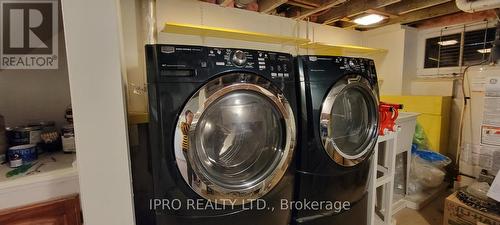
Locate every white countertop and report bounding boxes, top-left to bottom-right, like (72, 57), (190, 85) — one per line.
(0, 152), (79, 210)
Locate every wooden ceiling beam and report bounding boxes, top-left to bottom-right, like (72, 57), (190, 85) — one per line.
(379, 1), (461, 28)
(287, 0), (318, 9)
(219, 0), (233, 7)
(292, 0), (322, 5)
(412, 10), (497, 29)
(259, 0), (289, 13)
(293, 0), (347, 20)
(318, 0), (401, 24)
(384, 0), (452, 15)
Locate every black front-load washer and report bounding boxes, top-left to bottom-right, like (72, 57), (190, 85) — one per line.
(293, 55), (380, 225)
(132, 44), (298, 225)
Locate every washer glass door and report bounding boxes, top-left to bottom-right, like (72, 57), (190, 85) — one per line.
(174, 73), (296, 205)
(320, 75), (378, 167)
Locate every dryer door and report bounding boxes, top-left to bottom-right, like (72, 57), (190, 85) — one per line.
(319, 74), (379, 167)
(174, 73), (296, 205)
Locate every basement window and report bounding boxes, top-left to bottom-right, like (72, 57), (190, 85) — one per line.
(423, 27), (496, 69)
(424, 33), (461, 68)
(463, 28), (496, 65)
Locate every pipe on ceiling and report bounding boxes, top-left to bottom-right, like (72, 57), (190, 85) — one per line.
(456, 0), (500, 13)
(234, 0), (256, 8)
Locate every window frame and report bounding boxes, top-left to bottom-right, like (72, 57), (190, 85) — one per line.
(417, 21), (497, 77)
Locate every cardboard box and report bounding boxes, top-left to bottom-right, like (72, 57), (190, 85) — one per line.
(444, 192), (500, 225)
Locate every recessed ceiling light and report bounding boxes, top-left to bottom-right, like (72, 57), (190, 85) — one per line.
(353, 14), (386, 26)
(477, 48), (491, 54)
(437, 40), (458, 46)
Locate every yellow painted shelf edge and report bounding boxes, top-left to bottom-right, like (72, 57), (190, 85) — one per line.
(163, 22), (310, 45)
(162, 22), (387, 55)
(300, 42), (387, 55)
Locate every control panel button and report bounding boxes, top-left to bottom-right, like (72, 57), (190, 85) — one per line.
(232, 50), (247, 66)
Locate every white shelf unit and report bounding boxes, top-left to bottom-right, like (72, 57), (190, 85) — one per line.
(0, 152), (79, 210)
(368, 131), (398, 225)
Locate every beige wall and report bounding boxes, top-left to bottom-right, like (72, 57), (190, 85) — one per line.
(0, 11), (71, 128)
(156, 0), (363, 52)
(362, 24), (417, 95)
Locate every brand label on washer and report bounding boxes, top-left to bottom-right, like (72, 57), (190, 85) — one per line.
(161, 46), (175, 54)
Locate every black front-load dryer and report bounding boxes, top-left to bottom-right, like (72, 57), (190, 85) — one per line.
(135, 44), (298, 225)
(293, 56), (380, 225)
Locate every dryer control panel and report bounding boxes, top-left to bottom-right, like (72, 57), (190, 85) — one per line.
(303, 55), (377, 84)
(334, 57), (377, 81)
(146, 45), (295, 83)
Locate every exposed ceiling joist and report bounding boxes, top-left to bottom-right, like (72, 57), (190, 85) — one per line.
(259, 0), (289, 13)
(411, 10), (497, 29)
(383, 1), (461, 27)
(219, 0), (233, 7)
(318, 0), (401, 24)
(200, 0), (476, 30)
(287, 1), (318, 9)
(293, 0), (347, 20)
(292, 0), (322, 5)
(384, 0), (452, 15)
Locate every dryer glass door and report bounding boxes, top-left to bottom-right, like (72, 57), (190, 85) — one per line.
(320, 75), (379, 167)
(174, 73), (296, 205)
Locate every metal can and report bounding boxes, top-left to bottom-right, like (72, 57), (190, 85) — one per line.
(62, 124), (76, 152)
(62, 124), (74, 137)
(31, 121), (60, 152)
(8, 126), (42, 146)
(7, 144), (38, 166)
(29, 121), (56, 132)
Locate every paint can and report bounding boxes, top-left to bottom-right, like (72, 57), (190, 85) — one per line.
(29, 121), (56, 132)
(31, 121), (61, 152)
(7, 144), (38, 167)
(8, 126), (42, 146)
(62, 124), (75, 152)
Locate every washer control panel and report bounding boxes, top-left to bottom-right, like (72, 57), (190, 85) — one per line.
(207, 47), (293, 80)
(148, 45), (294, 82)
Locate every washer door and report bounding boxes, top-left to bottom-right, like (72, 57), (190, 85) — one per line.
(174, 73), (296, 205)
(319, 75), (378, 167)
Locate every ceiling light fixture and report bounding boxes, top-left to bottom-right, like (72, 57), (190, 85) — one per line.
(353, 14), (386, 26)
(477, 48), (491, 54)
(437, 40), (458, 46)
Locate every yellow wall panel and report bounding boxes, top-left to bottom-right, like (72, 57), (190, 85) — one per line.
(381, 96), (451, 154)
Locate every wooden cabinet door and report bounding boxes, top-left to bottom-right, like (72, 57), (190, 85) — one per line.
(0, 195), (82, 225)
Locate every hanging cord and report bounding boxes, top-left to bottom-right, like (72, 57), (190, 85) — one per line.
(437, 28), (443, 75)
(456, 58), (490, 165)
(456, 20), (495, 166)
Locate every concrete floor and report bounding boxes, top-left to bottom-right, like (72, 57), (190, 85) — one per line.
(394, 191), (451, 225)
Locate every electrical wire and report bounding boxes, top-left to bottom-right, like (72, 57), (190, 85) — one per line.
(456, 18), (499, 169)
(456, 59), (489, 166)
